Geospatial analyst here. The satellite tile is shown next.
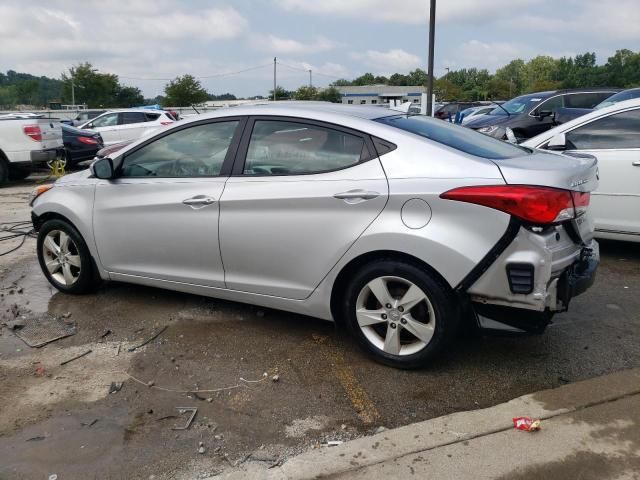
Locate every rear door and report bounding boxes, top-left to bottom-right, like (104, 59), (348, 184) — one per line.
(564, 107), (640, 236)
(116, 112), (148, 142)
(219, 117), (388, 300)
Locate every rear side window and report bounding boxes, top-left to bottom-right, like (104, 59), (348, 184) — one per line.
(376, 115), (529, 160)
(145, 113), (160, 121)
(120, 112), (146, 125)
(565, 92), (614, 109)
(566, 109), (640, 149)
(243, 120), (365, 175)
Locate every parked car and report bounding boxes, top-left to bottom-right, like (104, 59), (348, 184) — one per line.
(31, 103), (599, 368)
(62, 124), (104, 167)
(460, 106), (494, 125)
(79, 109), (175, 146)
(522, 98), (640, 243)
(434, 102), (483, 120)
(59, 110), (107, 127)
(554, 87), (640, 124)
(0, 114), (63, 184)
(466, 89), (620, 142)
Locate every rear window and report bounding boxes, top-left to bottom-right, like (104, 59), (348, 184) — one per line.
(376, 115), (530, 160)
(145, 113), (161, 121)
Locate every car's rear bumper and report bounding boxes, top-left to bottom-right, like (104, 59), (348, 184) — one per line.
(30, 147), (64, 164)
(463, 219), (599, 333)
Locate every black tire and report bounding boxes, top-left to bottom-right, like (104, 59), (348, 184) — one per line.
(343, 259), (459, 369)
(36, 219), (98, 294)
(0, 157), (8, 185)
(8, 166), (31, 181)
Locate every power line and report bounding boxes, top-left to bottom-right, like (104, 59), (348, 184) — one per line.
(118, 63), (273, 81)
(276, 61), (343, 80)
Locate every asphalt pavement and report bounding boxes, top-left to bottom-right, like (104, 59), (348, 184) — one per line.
(0, 178), (639, 479)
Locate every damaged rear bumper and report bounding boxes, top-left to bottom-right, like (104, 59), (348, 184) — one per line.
(461, 220), (599, 334)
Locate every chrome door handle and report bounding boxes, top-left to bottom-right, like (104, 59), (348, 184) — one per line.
(632, 161), (640, 167)
(333, 190), (380, 201)
(182, 195), (216, 207)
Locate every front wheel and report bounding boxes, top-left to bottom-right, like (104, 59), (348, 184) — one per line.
(37, 219), (98, 294)
(343, 260), (459, 369)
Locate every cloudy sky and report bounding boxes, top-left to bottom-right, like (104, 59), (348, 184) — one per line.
(1, 0), (638, 98)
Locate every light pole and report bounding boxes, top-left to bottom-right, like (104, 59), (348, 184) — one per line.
(309, 69), (313, 88)
(426, 0), (436, 116)
(273, 57), (277, 102)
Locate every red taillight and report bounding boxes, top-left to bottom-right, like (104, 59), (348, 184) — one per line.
(23, 125), (42, 142)
(440, 185), (584, 224)
(571, 191), (590, 218)
(78, 136), (99, 145)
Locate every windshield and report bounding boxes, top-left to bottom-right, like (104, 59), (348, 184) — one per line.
(376, 115), (530, 160)
(595, 89), (640, 110)
(488, 93), (549, 115)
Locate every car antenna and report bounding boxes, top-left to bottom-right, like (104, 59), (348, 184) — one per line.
(191, 104), (200, 114)
(491, 101), (510, 116)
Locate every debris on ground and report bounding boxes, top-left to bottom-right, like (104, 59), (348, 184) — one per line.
(81, 419), (99, 427)
(109, 382), (123, 394)
(172, 407), (197, 430)
(198, 442), (206, 454)
(324, 440), (343, 447)
(271, 374), (280, 382)
(59, 349), (92, 366)
(13, 313), (76, 347)
(34, 365), (47, 376)
(513, 416), (541, 432)
(128, 325), (168, 352)
(26, 436), (46, 442)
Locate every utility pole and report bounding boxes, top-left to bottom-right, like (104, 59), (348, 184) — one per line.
(309, 69), (313, 88)
(71, 78), (75, 107)
(273, 57), (277, 102)
(426, 0), (436, 116)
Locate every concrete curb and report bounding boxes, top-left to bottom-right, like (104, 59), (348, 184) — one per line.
(219, 368), (640, 479)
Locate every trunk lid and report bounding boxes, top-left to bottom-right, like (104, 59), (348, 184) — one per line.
(492, 150), (598, 193)
(493, 150), (598, 243)
(34, 118), (63, 150)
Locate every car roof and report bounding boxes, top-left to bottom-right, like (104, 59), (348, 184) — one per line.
(101, 108), (170, 114)
(186, 102), (397, 123)
(523, 98), (640, 146)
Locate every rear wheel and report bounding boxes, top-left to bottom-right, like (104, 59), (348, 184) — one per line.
(0, 157), (8, 185)
(8, 166), (31, 181)
(37, 219), (98, 294)
(343, 259), (459, 369)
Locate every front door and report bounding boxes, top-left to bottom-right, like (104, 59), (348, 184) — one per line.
(93, 119), (244, 286)
(219, 117), (388, 300)
(89, 112), (121, 145)
(565, 107), (640, 236)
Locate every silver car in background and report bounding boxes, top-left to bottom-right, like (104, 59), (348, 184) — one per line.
(31, 104), (599, 368)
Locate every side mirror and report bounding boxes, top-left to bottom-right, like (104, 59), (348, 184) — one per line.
(90, 157), (114, 179)
(546, 133), (567, 151)
(537, 110), (553, 119)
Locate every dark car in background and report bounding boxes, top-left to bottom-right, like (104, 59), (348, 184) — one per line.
(465, 88), (620, 142)
(62, 124), (104, 167)
(554, 87), (640, 124)
(434, 102), (484, 120)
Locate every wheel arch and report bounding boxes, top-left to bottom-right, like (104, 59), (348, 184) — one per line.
(329, 249), (454, 325)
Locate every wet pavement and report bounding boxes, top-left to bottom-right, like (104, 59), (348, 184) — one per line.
(0, 179), (639, 479)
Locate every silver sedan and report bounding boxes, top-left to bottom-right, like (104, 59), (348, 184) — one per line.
(31, 103), (599, 368)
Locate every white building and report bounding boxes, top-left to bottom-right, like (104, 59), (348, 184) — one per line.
(336, 85), (427, 106)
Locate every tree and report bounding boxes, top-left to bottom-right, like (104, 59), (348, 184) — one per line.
(333, 78), (352, 86)
(293, 85), (318, 100)
(316, 86), (342, 103)
(61, 63), (121, 107)
(524, 56), (560, 92)
(114, 86), (144, 107)
(208, 93), (237, 101)
(269, 85), (291, 100)
(163, 74), (209, 106)
(352, 73), (376, 86)
(494, 59), (527, 97)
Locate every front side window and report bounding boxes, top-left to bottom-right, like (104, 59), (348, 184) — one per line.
(377, 115), (530, 160)
(533, 95), (563, 115)
(565, 109), (640, 150)
(91, 113), (118, 128)
(121, 121), (239, 177)
(243, 120), (365, 176)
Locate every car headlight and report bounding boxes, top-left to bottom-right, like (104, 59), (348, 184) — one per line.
(478, 126), (500, 135)
(29, 184), (53, 206)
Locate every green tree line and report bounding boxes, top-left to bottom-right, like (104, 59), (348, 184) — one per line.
(333, 49), (640, 101)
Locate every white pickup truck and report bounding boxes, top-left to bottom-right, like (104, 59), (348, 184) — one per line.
(0, 114), (63, 185)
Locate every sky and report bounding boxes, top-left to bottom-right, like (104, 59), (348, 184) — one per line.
(1, 0), (639, 98)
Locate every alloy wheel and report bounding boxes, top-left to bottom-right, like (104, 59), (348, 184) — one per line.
(42, 229), (81, 286)
(355, 276), (436, 356)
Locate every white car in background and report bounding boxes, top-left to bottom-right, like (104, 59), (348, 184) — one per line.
(79, 109), (175, 145)
(460, 106), (495, 125)
(523, 98), (640, 242)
